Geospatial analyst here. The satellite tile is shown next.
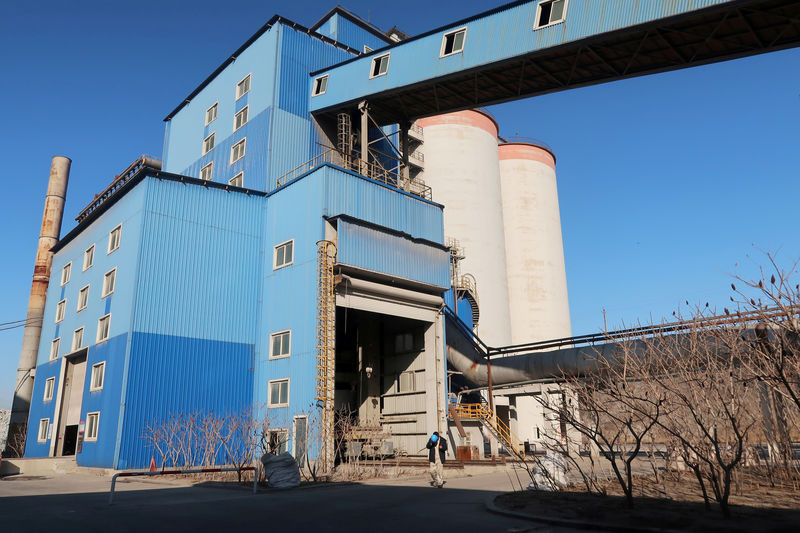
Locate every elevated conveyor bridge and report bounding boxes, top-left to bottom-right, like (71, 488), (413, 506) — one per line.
(310, 0), (800, 125)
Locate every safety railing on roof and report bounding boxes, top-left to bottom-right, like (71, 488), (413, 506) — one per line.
(76, 155), (162, 223)
(275, 149), (432, 200)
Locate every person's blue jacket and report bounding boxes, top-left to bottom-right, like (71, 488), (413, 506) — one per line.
(426, 434), (448, 463)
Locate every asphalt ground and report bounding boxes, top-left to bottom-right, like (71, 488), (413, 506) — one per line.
(0, 469), (598, 533)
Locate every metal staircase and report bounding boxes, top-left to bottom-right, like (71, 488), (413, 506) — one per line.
(315, 240), (337, 473)
(450, 403), (525, 460)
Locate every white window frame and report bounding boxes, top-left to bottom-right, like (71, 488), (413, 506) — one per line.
(44, 377), (55, 401)
(312, 75), (328, 96)
(534, 0), (568, 30)
(83, 245), (95, 271)
(50, 338), (60, 361)
(200, 162), (214, 181)
(236, 73), (252, 99)
(293, 415), (308, 462)
(273, 239), (294, 270)
(267, 428), (289, 454)
(268, 378), (290, 408)
(363, 45), (373, 54)
(108, 224), (122, 254)
(77, 285), (89, 312)
(234, 105), (248, 131)
(102, 267), (116, 298)
(55, 300), (66, 323)
(369, 53), (390, 78)
(61, 262), (72, 286)
(205, 102), (218, 126)
(38, 419), (49, 442)
(229, 172), (244, 188)
(230, 138), (246, 164)
(90, 361), (106, 392)
(203, 132), (216, 155)
(72, 327), (84, 352)
(86, 412), (100, 441)
(269, 330), (291, 359)
(96, 314), (111, 344)
(440, 27), (467, 57)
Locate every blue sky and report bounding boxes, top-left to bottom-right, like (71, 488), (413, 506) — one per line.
(1, 0), (798, 409)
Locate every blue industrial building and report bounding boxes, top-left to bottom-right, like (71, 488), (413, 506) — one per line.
(20, 0), (798, 469)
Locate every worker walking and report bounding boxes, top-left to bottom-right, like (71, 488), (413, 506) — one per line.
(426, 431), (448, 488)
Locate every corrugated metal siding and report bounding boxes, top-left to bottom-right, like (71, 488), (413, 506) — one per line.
(337, 219), (450, 289)
(131, 178), (263, 342)
(164, 27), (279, 175)
(23, 357), (62, 457)
(76, 333), (127, 467)
(320, 166), (445, 244)
(311, 0), (733, 111)
(117, 333), (254, 469)
(334, 15), (391, 52)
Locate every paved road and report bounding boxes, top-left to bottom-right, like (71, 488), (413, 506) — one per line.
(0, 469), (590, 533)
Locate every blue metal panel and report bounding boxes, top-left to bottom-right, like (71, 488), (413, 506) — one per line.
(131, 178), (264, 343)
(337, 218), (450, 289)
(23, 358), (62, 457)
(310, 0), (734, 111)
(319, 165), (445, 244)
(76, 333), (127, 467)
(116, 333), (254, 469)
(164, 26), (280, 177)
(333, 14), (391, 52)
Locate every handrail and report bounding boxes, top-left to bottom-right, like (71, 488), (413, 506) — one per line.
(451, 403), (525, 460)
(76, 155), (162, 223)
(275, 149), (432, 200)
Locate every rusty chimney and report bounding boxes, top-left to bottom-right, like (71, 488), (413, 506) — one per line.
(8, 156), (71, 452)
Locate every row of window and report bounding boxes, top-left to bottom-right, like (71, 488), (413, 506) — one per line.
(311, 0), (568, 96)
(50, 314), (112, 360)
(60, 225), (121, 286)
(55, 268), (116, 323)
(204, 104), (249, 132)
(43, 362), (105, 403)
(201, 74), (251, 178)
(200, 164), (244, 187)
(201, 136), (247, 168)
(38, 411), (99, 443)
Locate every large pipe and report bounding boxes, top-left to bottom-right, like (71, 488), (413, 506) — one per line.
(9, 156), (71, 439)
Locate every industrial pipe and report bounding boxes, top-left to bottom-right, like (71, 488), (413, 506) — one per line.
(9, 156), (71, 445)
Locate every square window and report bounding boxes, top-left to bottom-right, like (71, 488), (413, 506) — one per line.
(399, 371), (415, 393)
(96, 314), (111, 343)
(312, 75), (328, 96)
(270, 330), (291, 359)
(200, 162), (213, 181)
(267, 429), (289, 454)
(203, 132), (216, 155)
(234, 106), (248, 131)
(370, 54), (390, 78)
(273, 240), (294, 269)
(72, 327), (84, 352)
(38, 419), (49, 442)
(236, 74), (251, 99)
(44, 377), (55, 401)
(50, 338), (60, 361)
(86, 412), (99, 441)
(55, 300), (66, 323)
(441, 28), (467, 56)
(61, 263), (71, 285)
(205, 102), (218, 125)
(90, 362), (105, 391)
(268, 379), (290, 407)
(230, 138), (246, 164)
(229, 172), (244, 188)
(83, 245), (95, 271)
(102, 268), (116, 298)
(534, 0), (568, 29)
(77, 285), (89, 312)
(108, 225), (121, 254)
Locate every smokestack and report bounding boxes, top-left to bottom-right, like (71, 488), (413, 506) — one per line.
(8, 156), (71, 453)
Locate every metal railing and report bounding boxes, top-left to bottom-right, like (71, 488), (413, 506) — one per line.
(451, 403), (525, 460)
(76, 155), (162, 223)
(275, 149), (432, 200)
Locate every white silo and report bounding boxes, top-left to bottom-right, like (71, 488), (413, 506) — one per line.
(417, 110), (511, 346)
(498, 142), (571, 344)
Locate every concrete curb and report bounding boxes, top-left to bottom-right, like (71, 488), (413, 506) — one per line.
(485, 494), (685, 533)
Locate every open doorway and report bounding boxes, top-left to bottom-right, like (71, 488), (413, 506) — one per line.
(55, 349), (87, 456)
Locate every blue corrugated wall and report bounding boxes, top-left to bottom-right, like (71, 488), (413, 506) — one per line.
(337, 218), (450, 288)
(313, 13), (391, 52)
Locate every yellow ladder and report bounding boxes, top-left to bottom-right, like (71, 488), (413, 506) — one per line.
(315, 240), (337, 473)
(451, 403), (525, 460)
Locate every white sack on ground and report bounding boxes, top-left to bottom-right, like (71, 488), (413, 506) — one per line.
(261, 452), (301, 488)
